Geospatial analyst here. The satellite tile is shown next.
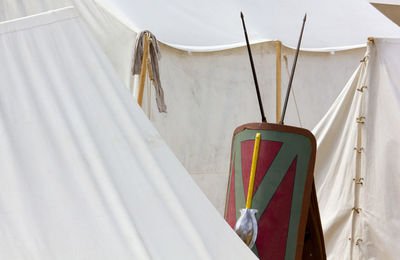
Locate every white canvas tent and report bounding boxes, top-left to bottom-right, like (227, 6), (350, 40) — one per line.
(73, 0), (400, 213)
(72, 2), (400, 259)
(313, 38), (400, 259)
(73, 0), (400, 86)
(3, 1), (400, 259)
(78, 0), (400, 51)
(0, 7), (257, 259)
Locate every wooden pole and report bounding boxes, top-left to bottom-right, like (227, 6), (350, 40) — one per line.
(137, 33), (150, 107)
(240, 12), (267, 123)
(276, 41), (282, 123)
(280, 14), (306, 125)
(147, 58), (153, 118)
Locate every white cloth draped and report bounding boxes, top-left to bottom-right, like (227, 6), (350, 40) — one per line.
(0, 7), (256, 259)
(313, 38), (400, 259)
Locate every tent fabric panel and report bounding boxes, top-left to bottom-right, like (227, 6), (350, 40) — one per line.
(0, 7), (257, 260)
(74, 0), (137, 86)
(0, 0), (72, 22)
(87, 0), (400, 51)
(74, 1), (367, 215)
(363, 38), (400, 259)
(313, 38), (400, 259)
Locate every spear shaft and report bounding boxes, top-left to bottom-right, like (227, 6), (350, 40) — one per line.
(240, 12), (267, 123)
(280, 14), (307, 125)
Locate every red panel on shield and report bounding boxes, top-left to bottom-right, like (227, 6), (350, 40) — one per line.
(256, 157), (297, 260)
(241, 140), (283, 198)
(226, 155), (236, 228)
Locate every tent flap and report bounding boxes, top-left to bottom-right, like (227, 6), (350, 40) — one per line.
(0, 7), (257, 259)
(313, 38), (400, 259)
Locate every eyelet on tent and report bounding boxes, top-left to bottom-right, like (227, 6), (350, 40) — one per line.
(357, 86), (368, 92)
(368, 37), (375, 44)
(354, 147), (364, 153)
(356, 116), (366, 124)
(360, 56), (369, 63)
(353, 178), (364, 185)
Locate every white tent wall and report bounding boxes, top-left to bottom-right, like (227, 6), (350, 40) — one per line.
(313, 38), (400, 259)
(74, 0), (368, 214)
(6, 2), (399, 259)
(152, 43), (365, 213)
(0, 7), (257, 259)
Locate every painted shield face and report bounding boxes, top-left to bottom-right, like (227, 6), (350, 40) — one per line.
(225, 123), (316, 260)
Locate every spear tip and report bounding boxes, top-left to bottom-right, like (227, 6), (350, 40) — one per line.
(304, 13), (307, 21)
(240, 11), (244, 19)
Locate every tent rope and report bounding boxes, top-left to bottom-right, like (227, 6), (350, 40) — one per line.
(283, 55), (302, 127)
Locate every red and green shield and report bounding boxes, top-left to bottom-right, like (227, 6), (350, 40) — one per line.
(224, 123), (318, 259)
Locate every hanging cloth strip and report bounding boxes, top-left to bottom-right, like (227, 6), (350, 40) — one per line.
(132, 30), (167, 112)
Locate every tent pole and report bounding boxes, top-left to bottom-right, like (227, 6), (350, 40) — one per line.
(276, 41), (282, 123)
(146, 58), (153, 118)
(137, 33), (150, 107)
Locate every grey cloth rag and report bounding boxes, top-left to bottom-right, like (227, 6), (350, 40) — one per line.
(132, 31), (167, 112)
